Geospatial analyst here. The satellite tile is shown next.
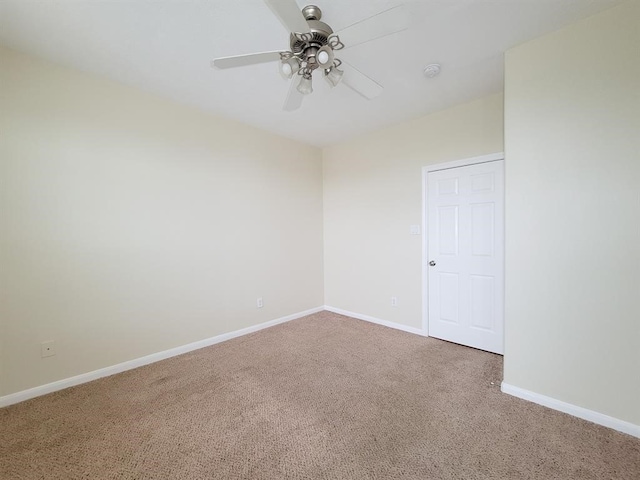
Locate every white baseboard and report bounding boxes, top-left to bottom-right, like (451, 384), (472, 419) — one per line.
(324, 305), (426, 337)
(501, 382), (639, 438)
(0, 306), (324, 408)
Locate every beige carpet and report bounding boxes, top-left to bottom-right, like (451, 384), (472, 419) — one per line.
(1, 311), (638, 479)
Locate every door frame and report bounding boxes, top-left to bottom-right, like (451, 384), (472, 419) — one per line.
(421, 152), (505, 336)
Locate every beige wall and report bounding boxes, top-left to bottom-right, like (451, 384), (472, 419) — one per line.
(0, 46), (324, 396)
(323, 94), (504, 328)
(504, 1), (640, 425)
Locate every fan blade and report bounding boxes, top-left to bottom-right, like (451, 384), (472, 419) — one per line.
(341, 61), (383, 100)
(336, 5), (408, 49)
(264, 0), (310, 34)
(212, 51), (282, 69)
(283, 77), (304, 111)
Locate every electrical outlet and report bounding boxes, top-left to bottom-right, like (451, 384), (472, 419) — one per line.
(257, 297), (263, 308)
(391, 296), (398, 307)
(41, 340), (56, 358)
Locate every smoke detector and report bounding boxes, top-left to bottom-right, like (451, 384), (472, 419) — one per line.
(423, 64), (441, 78)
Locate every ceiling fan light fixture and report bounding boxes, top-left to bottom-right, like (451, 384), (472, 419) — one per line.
(280, 56), (300, 79)
(317, 50), (329, 64)
(325, 65), (344, 87)
(212, 2), (408, 111)
(297, 73), (314, 95)
(281, 62), (293, 77)
(316, 45), (334, 69)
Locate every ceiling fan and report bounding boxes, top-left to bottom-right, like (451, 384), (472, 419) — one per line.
(211, 0), (408, 111)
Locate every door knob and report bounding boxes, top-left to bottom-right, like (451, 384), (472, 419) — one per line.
(429, 261), (436, 266)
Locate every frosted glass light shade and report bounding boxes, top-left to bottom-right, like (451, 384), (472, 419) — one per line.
(297, 74), (313, 95)
(280, 57), (300, 79)
(315, 45), (334, 69)
(317, 51), (330, 65)
(325, 66), (344, 87)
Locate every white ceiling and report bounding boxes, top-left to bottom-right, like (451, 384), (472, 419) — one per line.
(0, 0), (622, 147)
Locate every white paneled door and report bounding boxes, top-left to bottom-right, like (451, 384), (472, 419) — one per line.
(427, 160), (504, 354)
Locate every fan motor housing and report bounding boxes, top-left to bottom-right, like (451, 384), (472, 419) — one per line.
(290, 20), (333, 54)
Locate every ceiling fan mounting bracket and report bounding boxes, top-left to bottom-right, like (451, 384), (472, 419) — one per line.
(301, 5), (322, 21)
